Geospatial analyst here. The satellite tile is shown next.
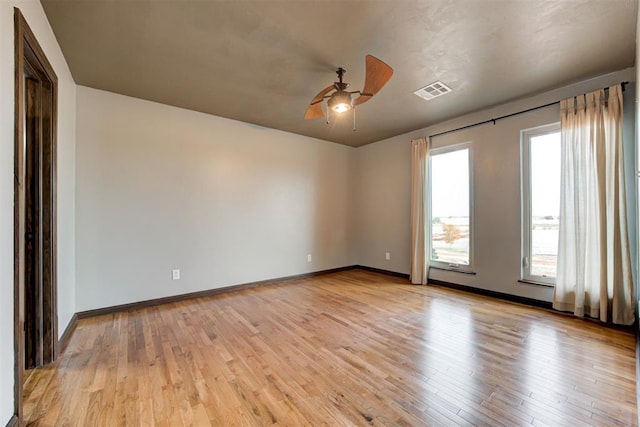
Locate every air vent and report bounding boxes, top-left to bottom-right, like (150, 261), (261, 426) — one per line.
(413, 81), (452, 101)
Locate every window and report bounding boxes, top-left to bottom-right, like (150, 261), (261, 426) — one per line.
(522, 123), (561, 284)
(429, 144), (472, 269)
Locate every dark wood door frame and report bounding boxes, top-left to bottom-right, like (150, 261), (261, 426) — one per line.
(14, 8), (58, 422)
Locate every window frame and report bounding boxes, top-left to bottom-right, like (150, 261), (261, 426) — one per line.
(428, 142), (474, 272)
(521, 122), (561, 286)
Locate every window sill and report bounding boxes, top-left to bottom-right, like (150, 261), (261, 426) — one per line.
(518, 279), (555, 288)
(430, 265), (476, 275)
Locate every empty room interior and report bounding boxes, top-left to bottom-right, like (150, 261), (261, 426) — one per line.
(3, 0), (640, 425)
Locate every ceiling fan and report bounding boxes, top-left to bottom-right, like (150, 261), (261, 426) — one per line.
(304, 55), (393, 125)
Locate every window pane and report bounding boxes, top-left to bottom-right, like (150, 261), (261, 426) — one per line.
(530, 132), (560, 277)
(431, 148), (470, 265)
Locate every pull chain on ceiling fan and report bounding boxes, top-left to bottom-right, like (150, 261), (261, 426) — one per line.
(304, 55), (393, 130)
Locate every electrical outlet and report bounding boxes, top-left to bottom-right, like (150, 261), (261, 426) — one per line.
(385, 252), (391, 260)
(307, 254), (312, 262)
(172, 269), (180, 280)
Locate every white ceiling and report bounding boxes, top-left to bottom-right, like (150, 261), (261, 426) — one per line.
(41, 0), (637, 147)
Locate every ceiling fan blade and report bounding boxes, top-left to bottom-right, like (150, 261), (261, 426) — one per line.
(305, 102), (325, 120)
(354, 55), (393, 106)
(305, 85), (334, 119)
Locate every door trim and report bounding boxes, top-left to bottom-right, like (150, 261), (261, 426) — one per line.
(14, 8), (58, 422)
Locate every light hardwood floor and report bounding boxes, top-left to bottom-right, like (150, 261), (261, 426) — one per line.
(23, 270), (637, 426)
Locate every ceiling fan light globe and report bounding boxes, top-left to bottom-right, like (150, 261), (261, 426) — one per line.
(328, 91), (353, 113)
(333, 103), (351, 113)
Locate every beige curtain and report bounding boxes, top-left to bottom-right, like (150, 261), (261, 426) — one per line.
(554, 85), (634, 324)
(410, 137), (429, 284)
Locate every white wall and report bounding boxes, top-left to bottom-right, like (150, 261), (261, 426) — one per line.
(75, 87), (354, 311)
(0, 1), (76, 424)
(352, 137), (412, 273)
(635, 6), (640, 423)
(636, 1), (640, 313)
(624, 83), (638, 293)
(637, 0), (640, 314)
(353, 68), (636, 302)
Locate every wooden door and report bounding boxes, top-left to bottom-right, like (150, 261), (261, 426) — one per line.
(14, 7), (58, 422)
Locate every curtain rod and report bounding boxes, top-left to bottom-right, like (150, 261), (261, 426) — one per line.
(429, 81), (629, 139)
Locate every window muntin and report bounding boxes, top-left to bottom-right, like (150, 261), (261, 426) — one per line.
(522, 124), (561, 284)
(429, 144), (472, 269)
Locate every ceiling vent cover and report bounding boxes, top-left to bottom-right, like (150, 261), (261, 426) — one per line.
(414, 81), (452, 101)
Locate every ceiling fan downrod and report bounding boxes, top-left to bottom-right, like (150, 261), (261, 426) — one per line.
(334, 67), (349, 92)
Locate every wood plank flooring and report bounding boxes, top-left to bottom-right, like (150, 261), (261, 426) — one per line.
(23, 269), (637, 426)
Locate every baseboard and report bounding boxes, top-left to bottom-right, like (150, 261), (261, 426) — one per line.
(5, 415), (18, 427)
(354, 265), (410, 280)
(427, 278), (554, 309)
(77, 265), (358, 319)
(58, 313), (78, 355)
